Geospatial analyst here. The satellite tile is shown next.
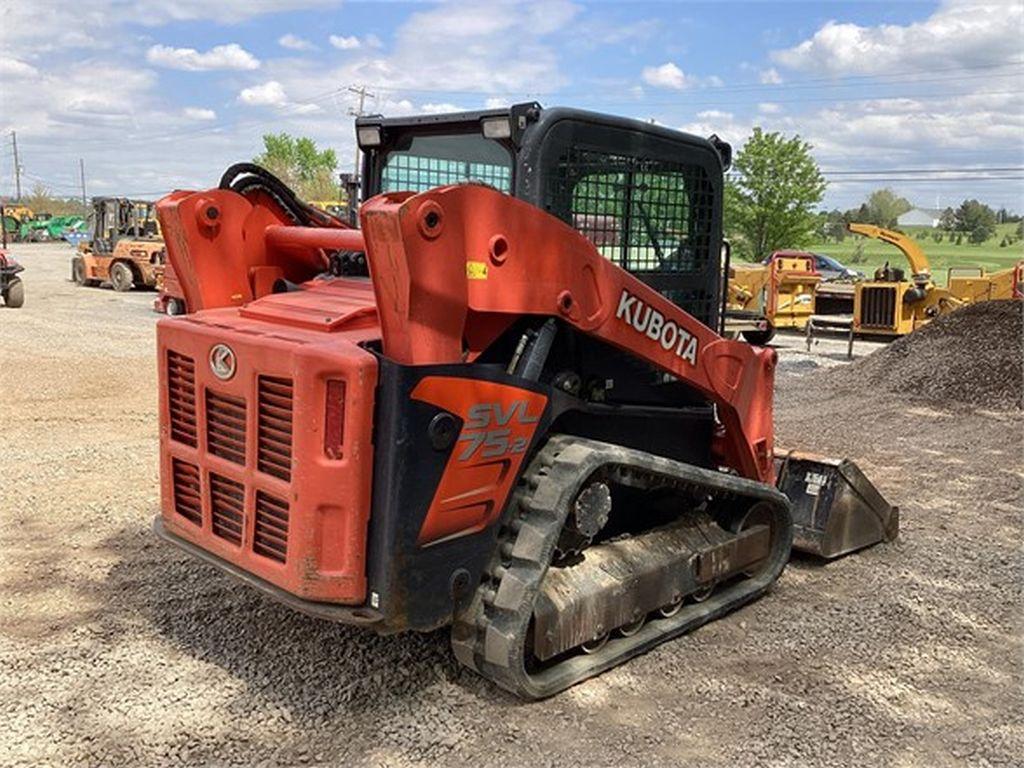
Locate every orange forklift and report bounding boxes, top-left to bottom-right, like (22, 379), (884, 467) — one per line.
(72, 197), (165, 292)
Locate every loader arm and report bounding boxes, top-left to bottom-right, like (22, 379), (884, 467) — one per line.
(359, 185), (777, 483)
(847, 222), (931, 278)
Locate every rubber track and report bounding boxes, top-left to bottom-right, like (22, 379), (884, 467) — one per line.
(451, 435), (793, 700)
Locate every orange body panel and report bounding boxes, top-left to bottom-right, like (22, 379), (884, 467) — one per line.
(157, 279), (380, 604)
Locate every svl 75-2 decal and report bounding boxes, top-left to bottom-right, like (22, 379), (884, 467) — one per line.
(411, 378), (548, 546)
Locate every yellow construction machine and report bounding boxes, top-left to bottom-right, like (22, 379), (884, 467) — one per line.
(847, 223), (964, 336)
(947, 262), (1024, 304)
(726, 251), (821, 343)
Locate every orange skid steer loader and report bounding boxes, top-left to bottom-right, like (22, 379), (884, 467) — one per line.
(153, 104), (897, 698)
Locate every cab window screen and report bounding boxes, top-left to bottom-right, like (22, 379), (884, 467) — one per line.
(548, 148), (714, 276)
(381, 134), (512, 193)
(542, 144), (717, 323)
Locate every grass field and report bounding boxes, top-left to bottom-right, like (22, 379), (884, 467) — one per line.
(806, 222), (1023, 285)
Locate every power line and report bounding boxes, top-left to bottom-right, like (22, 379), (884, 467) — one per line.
(825, 176), (1024, 184)
(821, 167), (1024, 175)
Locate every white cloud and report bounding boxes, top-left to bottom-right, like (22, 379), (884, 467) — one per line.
(238, 81), (289, 107)
(421, 102), (463, 114)
(0, 57), (39, 78)
(641, 62), (693, 90)
(146, 43), (260, 71)
(484, 97), (509, 109)
(365, 33), (384, 49)
(183, 107), (217, 121)
(329, 35), (362, 50)
(759, 68), (782, 85)
(772, 1), (1023, 76)
(279, 33), (316, 51)
(758, 102), (782, 114)
(679, 109), (757, 147)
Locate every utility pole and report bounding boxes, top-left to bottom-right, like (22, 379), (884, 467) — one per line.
(347, 85), (376, 182)
(79, 158), (87, 208)
(11, 131), (21, 201)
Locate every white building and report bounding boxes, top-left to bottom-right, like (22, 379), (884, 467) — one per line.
(897, 207), (943, 227)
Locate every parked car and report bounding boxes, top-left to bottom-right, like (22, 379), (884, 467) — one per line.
(762, 250), (862, 282)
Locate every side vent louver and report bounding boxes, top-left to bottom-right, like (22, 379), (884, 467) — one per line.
(210, 473), (244, 545)
(254, 491), (289, 563)
(167, 351), (197, 447)
(172, 459), (202, 525)
(257, 377), (294, 481)
(206, 390), (247, 465)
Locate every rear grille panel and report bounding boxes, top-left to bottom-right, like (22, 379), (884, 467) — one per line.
(167, 352), (197, 447)
(254, 491), (290, 563)
(257, 377), (294, 481)
(206, 390), (247, 465)
(164, 344), (302, 568)
(860, 286), (897, 329)
(172, 459), (202, 525)
(210, 473), (245, 545)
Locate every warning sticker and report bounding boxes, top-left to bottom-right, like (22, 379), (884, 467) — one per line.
(804, 470), (828, 497)
(466, 261), (488, 280)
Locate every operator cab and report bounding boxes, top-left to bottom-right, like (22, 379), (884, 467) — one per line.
(356, 103), (730, 331)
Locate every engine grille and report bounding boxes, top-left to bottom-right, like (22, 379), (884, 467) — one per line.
(210, 473), (245, 545)
(257, 376), (294, 481)
(860, 286), (898, 329)
(171, 459), (202, 525)
(167, 352), (197, 447)
(253, 491), (290, 563)
(206, 390), (247, 465)
(164, 344), (303, 567)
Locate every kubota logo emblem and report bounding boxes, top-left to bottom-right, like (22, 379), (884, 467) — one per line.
(209, 344), (236, 380)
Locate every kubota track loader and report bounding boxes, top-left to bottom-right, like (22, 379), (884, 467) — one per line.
(154, 104), (897, 698)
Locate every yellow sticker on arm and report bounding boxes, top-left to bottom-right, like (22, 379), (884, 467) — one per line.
(466, 261), (488, 280)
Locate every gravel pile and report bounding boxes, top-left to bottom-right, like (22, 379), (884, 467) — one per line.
(824, 300), (1023, 409)
(2, 245), (1022, 767)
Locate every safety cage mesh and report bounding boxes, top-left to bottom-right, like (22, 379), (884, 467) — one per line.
(381, 154), (512, 194)
(543, 146), (717, 323)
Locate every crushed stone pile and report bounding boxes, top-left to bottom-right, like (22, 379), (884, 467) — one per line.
(824, 299), (1023, 409)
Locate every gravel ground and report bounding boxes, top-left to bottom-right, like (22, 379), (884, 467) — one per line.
(2, 242), (1021, 767)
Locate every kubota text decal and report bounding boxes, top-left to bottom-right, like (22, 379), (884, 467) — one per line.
(616, 289), (699, 366)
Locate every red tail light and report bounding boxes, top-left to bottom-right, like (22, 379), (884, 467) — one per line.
(324, 379), (346, 459)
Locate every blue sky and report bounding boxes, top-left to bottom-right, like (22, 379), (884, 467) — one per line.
(1, 0), (1021, 210)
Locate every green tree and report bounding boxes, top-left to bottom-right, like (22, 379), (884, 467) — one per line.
(954, 199), (997, 242)
(938, 207), (956, 232)
(1016, 220), (1023, 239)
(863, 188), (912, 228)
(724, 128), (826, 261)
(254, 133), (339, 200)
(20, 182), (87, 217)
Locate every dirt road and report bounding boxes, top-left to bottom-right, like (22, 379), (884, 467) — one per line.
(2, 243), (1021, 766)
